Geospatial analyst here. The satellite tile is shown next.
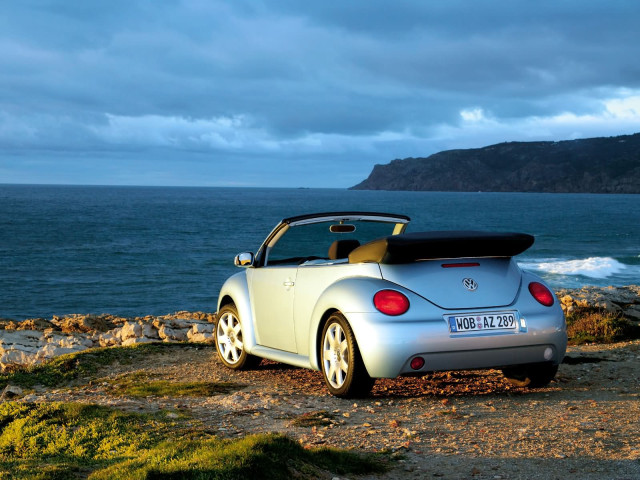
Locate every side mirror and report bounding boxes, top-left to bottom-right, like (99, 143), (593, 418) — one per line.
(234, 252), (254, 267)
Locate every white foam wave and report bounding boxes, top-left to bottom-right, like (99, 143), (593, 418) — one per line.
(519, 257), (627, 279)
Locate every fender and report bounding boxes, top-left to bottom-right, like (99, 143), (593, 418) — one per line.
(216, 270), (258, 353)
(517, 271), (568, 349)
(307, 276), (416, 371)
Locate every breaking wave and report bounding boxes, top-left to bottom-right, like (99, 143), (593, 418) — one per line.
(519, 257), (627, 279)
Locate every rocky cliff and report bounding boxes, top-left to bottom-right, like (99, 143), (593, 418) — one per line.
(352, 133), (640, 193)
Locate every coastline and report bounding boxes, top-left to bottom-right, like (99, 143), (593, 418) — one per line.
(555, 284), (640, 319)
(1, 285), (638, 373)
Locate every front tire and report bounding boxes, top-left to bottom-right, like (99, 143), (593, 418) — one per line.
(321, 312), (374, 398)
(502, 362), (559, 388)
(215, 304), (261, 370)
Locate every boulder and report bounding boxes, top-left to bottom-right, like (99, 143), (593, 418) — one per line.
(0, 319), (17, 329)
(37, 344), (88, 360)
(121, 337), (157, 347)
(158, 325), (189, 342)
(556, 285), (640, 322)
(0, 329), (43, 346)
(15, 318), (53, 331)
(187, 322), (215, 343)
(43, 332), (94, 349)
(141, 322), (159, 339)
(0, 385), (23, 401)
(167, 311), (216, 323)
(98, 332), (121, 347)
(50, 314), (124, 333)
(1, 349), (38, 371)
(153, 317), (194, 330)
(120, 321), (142, 340)
(119, 321), (160, 341)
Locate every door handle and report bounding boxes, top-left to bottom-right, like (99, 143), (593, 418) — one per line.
(283, 281), (295, 287)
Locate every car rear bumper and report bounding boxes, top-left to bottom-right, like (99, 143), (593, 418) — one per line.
(346, 310), (567, 378)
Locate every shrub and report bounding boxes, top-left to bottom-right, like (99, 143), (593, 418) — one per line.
(566, 308), (640, 345)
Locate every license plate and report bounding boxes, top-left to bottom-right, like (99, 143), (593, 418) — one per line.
(448, 312), (517, 333)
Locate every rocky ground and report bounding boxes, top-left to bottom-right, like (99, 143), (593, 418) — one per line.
(1, 285), (640, 479)
(3, 340), (639, 480)
(555, 285), (640, 321)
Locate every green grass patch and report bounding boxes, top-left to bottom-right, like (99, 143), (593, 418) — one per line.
(566, 308), (640, 345)
(109, 372), (240, 398)
(0, 402), (387, 480)
(90, 433), (387, 480)
(0, 402), (166, 479)
(0, 343), (208, 390)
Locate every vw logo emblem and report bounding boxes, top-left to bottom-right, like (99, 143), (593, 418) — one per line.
(462, 278), (478, 291)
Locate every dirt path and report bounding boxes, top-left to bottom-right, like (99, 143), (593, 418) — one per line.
(23, 340), (640, 480)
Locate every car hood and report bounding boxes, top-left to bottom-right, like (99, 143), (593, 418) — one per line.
(379, 258), (522, 310)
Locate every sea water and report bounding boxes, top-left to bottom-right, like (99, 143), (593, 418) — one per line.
(1, 185), (638, 320)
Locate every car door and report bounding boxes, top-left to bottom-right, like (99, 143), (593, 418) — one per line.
(247, 265), (298, 353)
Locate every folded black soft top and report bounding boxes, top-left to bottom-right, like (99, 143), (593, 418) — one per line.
(348, 231), (535, 264)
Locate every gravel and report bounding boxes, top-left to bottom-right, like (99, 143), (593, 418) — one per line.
(17, 340), (640, 480)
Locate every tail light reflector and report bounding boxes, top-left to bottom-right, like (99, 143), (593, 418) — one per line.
(528, 282), (555, 307)
(373, 290), (410, 316)
(410, 357), (425, 370)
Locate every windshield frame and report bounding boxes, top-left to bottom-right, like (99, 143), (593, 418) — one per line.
(254, 212), (410, 267)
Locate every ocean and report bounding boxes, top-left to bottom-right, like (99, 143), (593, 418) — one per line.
(1, 185), (638, 320)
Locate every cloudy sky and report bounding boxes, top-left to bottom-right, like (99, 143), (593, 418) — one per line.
(1, 1), (639, 188)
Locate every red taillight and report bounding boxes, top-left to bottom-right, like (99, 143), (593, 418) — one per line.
(373, 290), (410, 316)
(528, 282), (555, 307)
(410, 357), (425, 370)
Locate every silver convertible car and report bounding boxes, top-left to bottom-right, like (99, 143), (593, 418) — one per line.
(215, 212), (567, 397)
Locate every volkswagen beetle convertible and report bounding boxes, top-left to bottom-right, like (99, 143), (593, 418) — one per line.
(215, 212), (566, 397)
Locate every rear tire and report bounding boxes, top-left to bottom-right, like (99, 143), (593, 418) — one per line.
(215, 304), (261, 370)
(502, 362), (559, 388)
(321, 312), (374, 398)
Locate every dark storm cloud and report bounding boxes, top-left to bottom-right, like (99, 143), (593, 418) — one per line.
(1, 0), (639, 186)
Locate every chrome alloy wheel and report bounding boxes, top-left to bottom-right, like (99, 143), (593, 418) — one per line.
(323, 322), (350, 389)
(216, 311), (244, 365)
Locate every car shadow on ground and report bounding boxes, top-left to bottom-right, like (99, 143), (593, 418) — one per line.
(371, 371), (542, 398)
(562, 354), (609, 364)
(253, 360), (300, 371)
(243, 360), (560, 399)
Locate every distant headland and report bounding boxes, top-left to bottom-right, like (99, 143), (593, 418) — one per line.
(351, 132), (640, 193)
